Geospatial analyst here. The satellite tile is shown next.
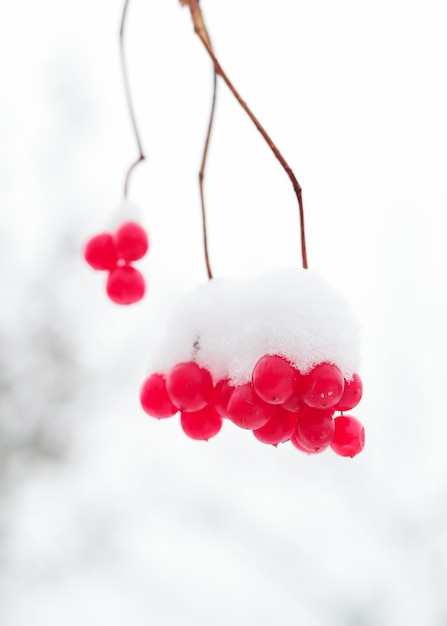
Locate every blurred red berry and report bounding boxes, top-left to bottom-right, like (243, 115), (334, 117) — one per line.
(116, 221), (149, 262)
(140, 373), (178, 418)
(106, 265), (145, 304)
(84, 232), (118, 271)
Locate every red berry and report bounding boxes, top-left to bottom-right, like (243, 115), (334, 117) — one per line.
(334, 373), (363, 411)
(290, 431), (325, 454)
(106, 265), (145, 305)
(302, 362), (344, 409)
(84, 232), (118, 271)
(331, 415), (365, 457)
(115, 221), (149, 262)
(180, 405), (223, 440)
(294, 407), (334, 452)
(166, 362), (213, 412)
(252, 355), (297, 404)
(140, 373), (178, 419)
(211, 379), (234, 417)
(253, 407), (297, 445)
(227, 383), (275, 430)
(282, 371), (306, 412)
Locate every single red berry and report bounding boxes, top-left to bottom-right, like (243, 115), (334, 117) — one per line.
(331, 415), (365, 457)
(302, 362), (344, 409)
(290, 431), (325, 454)
(282, 371), (306, 412)
(106, 265), (145, 305)
(166, 362), (213, 412)
(140, 373), (177, 419)
(180, 405), (223, 441)
(253, 407), (298, 445)
(115, 221), (149, 262)
(252, 355), (297, 404)
(84, 232), (118, 271)
(334, 373), (363, 411)
(211, 379), (235, 418)
(227, 383), (275, 430)
(294, 407), (334, 452)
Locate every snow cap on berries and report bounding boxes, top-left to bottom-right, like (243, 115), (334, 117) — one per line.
(110, 198), (143, 229)
(150, 267), (361, 384)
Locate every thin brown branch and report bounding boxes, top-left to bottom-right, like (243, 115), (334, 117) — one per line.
(181, 0), (308, 269)
(120, 0), (145, 197)
(199, 69), (218, 280)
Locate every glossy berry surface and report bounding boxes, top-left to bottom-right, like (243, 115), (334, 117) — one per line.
(331, 415), (365, 457)
(181, 405), (223, 440)
(302, 362), (344, 409)
(166, 362), (213, 412)
(227, 383), (275, 430)
(252, 355), (297, 404)
(84, 233), (118, 271)
(140, 373), (177, 419)
(115, 221), (149, 262)
(106, 265), (145, 305)
(334, 373), (363, 411)
(290, 431), (328, 454)
(282, 371), (306, 412)
(253, 407), (297, 445)
(294, 407), (334, 451)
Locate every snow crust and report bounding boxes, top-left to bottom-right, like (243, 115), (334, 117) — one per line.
(150, 267), (361, 384)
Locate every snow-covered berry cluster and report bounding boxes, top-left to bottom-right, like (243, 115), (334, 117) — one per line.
(140, 355), (364, 456)
(84, 221), (148, 305)
(140, 268), (366, 457)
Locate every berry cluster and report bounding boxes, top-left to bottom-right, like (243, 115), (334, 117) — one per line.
(84, 221), (149, 305)
(140, 355), (365, 457)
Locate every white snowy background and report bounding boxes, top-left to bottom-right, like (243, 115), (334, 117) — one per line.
(1, 0), (446, 624)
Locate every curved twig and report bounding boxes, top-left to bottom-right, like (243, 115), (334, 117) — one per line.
(120, 0), (145, 197)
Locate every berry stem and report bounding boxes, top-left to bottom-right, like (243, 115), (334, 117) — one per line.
(199, 68), (217, 280)
(120, 0), (146, 198)
(180, 0), (308, 270)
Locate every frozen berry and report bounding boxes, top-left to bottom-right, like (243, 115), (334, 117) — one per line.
(166, 362), (213, 412)
(294, 407), (334, 452)
(140, 373), (177, 418)
(252, 355), (296, 404)
(181, 405), (223, 440)
(302, 362), (344, 409)
(334, 373), (363, 411)
(253, 407), (297, 445)
(106, 265), (145, 304)
(331, 415), (365, 457)
(116, 221), (149, 262)
(227, 383), (275, 430)
(84, 232), (118, 271)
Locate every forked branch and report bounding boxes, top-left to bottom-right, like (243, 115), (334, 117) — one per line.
(180, 0), (308, 270)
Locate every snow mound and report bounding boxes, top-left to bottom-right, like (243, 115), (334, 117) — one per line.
(150, 267), (361, 384)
